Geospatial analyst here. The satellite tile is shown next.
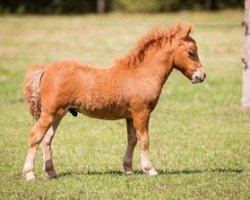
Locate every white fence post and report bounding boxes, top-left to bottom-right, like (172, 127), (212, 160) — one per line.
(242, 0), (250, 109)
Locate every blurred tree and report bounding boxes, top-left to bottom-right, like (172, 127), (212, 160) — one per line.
(204, 0), (216, 10)
(0, 0), (244, 14)
(113, 0), (243, 13)
(97, 0), (106, 14)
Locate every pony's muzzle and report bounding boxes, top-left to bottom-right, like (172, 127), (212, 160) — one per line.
(192, 68), (206, 84)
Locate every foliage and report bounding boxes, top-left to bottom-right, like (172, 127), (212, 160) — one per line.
(0, 0), (244, 14)
(0, 0), (96, 14)
(113, 0), (195, 12)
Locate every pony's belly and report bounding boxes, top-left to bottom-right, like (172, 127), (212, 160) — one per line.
(78, 107), (130, 120)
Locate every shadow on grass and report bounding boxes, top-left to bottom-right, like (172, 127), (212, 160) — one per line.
(57, 168), (243, 178)
(159, 168), (243, 175)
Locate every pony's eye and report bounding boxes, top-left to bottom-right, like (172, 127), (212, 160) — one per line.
(188, 51), (197, 59)
(188, 51), (195, 57)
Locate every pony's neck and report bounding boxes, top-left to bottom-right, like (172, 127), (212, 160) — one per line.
(118, 33), (175, 87)
(135, 47), (174, 87)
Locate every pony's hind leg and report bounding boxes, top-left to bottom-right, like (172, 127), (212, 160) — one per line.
(41, 118), (61, 179)
(123, 119), (138, 174)
(23, 112), (55, 180)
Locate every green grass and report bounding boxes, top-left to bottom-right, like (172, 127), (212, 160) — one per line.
(1, 10), (250, 199)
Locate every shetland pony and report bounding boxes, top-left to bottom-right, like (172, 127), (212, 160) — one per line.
(22, 23), (206, 180)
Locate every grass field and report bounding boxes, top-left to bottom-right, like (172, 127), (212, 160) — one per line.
(1, 10), (250, 199)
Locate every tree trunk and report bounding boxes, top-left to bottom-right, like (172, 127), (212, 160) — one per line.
(204, 0), (214, 10)
(242, 0), (250, 109)
(97, 0), (105, 14)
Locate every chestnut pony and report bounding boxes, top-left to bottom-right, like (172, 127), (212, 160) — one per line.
(23, 24), (206, 180)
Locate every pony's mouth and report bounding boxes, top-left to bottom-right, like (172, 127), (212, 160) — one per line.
(192, 68), (206, 84)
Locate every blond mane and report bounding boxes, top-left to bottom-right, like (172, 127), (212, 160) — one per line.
(118, 23), (192, 67)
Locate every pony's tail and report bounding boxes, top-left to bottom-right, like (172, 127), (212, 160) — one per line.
(23, 65), (45, 121)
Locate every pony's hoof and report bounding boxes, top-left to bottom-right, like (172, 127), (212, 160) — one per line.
(124, 170), (133, 175)
(47, 171), (57, 179)
(24, 172), (35, 181)
(148, 168), (158, 176)
(143, 168), (158, 176)
(123, 164), (133, 175)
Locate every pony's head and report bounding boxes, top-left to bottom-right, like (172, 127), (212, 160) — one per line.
(172, 24), (206, 84)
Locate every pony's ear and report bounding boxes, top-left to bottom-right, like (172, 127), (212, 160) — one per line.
(178, 23), (193, 39)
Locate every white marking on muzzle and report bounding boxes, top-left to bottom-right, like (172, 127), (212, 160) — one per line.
(192, 68), (206, 84)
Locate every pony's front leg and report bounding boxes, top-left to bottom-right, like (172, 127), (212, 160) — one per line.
(23, 112), (54, 180)
(133, 111), (158, 176)
(41, 118), (61, 179)
(123, 119), (137, 174)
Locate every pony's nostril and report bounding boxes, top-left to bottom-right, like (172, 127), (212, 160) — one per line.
(195, 75), (200, 80)
(204, 73), (206, 79)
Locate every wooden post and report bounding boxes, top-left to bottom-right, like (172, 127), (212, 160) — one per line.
(242, 0), (250, 109)
(97, 0), (105, 14)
